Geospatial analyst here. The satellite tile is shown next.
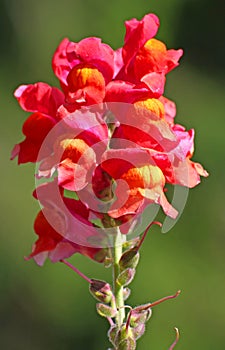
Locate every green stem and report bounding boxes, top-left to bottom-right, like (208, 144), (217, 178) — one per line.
(112, 227), (125, 327)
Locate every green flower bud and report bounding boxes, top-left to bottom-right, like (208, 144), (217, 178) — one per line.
(116, 268), (136, 287)
(89, 279), (113, 303)
(119, 248), (140, 270)
(118, 337), (136, 350)
(115, 324), (136, 350)
(96, 303), (117, 318)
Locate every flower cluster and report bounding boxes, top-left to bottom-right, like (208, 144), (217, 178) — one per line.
(12, 13), (207, 266)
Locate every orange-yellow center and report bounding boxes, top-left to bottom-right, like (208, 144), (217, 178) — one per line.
(60, 138), (89, 163)
(134, 38), (167, 79)
(67, 64), (105, 92)
(134, 98), (165, 119)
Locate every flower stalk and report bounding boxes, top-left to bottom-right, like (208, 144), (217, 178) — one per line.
(112, 227), (126, 327)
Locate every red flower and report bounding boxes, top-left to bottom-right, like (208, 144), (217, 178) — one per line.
(133, 38), (183, 80)
(112, 14), (183, 101)
(37, 109), (108, 191)
(28, 181), (106, 266)
(101, 148), (178, 219)
(121, 13), (160, 74)
(52, 37), (115, 109)
(11, 83), (64, 163)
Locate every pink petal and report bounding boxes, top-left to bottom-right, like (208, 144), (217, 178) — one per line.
(105, 80), (153, 103)
(166, 49), (183, 73)
(141, 72), (165, 97)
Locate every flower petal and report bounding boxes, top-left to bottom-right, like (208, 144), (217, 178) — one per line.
(14, 82), (64, 117)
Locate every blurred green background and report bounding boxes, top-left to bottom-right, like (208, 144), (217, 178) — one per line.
(1, 0), (224, 349)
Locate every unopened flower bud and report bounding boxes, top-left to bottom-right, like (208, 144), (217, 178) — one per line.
(119, 248), (140, 270)
(89, 279), (113, 303)
(115, 324), (136, 350)
(96, 303), (117, 318)
(118, 337), (136, 350)
(117, 268), (136, 287)
(130, 308), (152, 328)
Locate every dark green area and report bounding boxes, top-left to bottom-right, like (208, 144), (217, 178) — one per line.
(1, 0), (224, 349)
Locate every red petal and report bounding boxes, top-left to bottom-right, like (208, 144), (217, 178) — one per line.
(14, 82), (64, 117)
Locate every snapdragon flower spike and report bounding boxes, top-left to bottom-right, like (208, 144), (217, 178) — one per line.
(11, 12), (208, 350)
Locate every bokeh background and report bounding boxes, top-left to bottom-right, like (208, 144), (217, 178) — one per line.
(1, 0), (224, 349)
